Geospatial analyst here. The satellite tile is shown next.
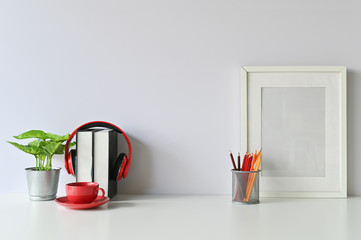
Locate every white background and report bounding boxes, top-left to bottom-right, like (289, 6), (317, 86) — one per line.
(0, 0), (360, 196)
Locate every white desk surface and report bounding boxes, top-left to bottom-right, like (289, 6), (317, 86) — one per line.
(0, 194), (359, 240)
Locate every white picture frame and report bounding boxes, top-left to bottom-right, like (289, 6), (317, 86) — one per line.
(241, 66), (347, 198)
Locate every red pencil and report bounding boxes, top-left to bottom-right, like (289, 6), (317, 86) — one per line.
(246, 155), (253, 171)
(241, 153), (247, 171)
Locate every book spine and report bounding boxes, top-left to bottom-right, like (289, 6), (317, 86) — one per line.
(94, 131), (109, 196)
(93, 130), (118, 198)
(108, 131), (118, 198)
(76, 131), (94, 182)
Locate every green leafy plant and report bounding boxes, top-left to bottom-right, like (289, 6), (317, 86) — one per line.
(8, 130), (76, 171)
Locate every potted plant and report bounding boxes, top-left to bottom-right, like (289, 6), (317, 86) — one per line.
(8, 130), (75, 201)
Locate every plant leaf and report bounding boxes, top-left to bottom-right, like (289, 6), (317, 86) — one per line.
(7, 141), (40, 155)
(54, 142), (76, 154)
(43, 142), (63, 156)
(45, 133), (70, 142)
(13, 130), (47, 140)
(28, 139), (41, 148)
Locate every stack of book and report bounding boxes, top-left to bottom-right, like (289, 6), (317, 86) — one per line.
(76, 129), (120, 199)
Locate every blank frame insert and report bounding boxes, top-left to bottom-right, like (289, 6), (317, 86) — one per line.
(261, 87), (326, 177)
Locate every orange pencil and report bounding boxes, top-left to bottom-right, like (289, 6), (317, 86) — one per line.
(244, 149), (262, 200)
(244, 152), (262, 201)
(244, 151), (257, 192)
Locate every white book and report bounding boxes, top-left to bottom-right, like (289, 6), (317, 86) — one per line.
(93, 130), (118, 198)
(76, 130), (94, 182)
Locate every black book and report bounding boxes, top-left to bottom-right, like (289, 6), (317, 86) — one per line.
(93, 130), (118, 198)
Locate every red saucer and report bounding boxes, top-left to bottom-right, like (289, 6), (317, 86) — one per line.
(55, 195), (110, 210)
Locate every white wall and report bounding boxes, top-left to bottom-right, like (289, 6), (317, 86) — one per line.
(1, 0), (360, 196)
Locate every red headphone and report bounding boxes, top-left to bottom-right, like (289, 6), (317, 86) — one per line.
(64, 121), (132, 181)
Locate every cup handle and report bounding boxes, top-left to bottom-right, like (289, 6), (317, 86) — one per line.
(96, 187), (105, 199)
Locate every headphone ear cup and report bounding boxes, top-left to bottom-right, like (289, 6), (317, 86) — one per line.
(118, 155), (128, 181)
(70, 149), (77, 176)
(67, 149), (76, 176)
(122, 155), (130, 179)
(112, 153), (125, 181)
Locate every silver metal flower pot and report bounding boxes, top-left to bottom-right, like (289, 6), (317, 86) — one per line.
(25, 167), (61, 201)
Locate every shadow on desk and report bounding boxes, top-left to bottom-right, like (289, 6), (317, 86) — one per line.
(111, 194), (183, 201)
(84, 201), (135, 211)
(107, 202), (135, 210)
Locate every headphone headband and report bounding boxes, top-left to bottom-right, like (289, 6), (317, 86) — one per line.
(64, 121), (132, 175)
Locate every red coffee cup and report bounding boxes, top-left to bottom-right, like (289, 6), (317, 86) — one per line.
(66, 182), (105, 204)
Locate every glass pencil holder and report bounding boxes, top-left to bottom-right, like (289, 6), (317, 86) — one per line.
(231, 170), (261, 204)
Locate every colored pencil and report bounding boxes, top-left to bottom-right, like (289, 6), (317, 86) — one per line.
(237, 152), (241, 170)
(244, 151), (262, 201)
(229, 151), (237, 170)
